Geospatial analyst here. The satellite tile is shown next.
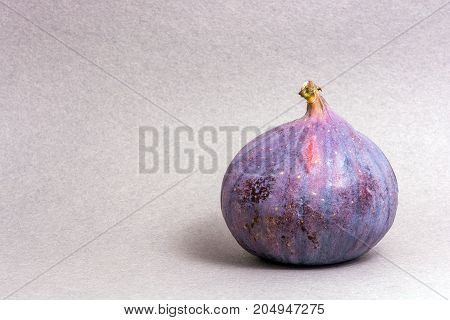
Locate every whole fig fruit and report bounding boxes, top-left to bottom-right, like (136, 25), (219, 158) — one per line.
(221, 81), (398, 265)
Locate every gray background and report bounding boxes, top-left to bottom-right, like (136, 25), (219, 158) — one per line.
(1, 1), (449, 299)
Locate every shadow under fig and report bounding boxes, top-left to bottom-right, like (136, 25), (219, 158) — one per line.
(177, 213), (375, 270)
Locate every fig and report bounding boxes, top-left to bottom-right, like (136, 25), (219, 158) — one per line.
(221, 81), (398, 265)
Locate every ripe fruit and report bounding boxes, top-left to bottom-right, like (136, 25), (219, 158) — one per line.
(221, 81), (398, 265)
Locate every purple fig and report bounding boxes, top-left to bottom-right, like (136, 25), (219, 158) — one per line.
(221, 81), (398, 265)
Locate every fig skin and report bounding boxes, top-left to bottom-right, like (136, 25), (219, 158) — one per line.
(221, 81), (398, 265)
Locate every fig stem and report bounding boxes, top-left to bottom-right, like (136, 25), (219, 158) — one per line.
(299, 80), (321, 103)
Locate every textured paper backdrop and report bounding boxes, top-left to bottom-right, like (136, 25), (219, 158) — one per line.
(1, 0), (449, 299)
